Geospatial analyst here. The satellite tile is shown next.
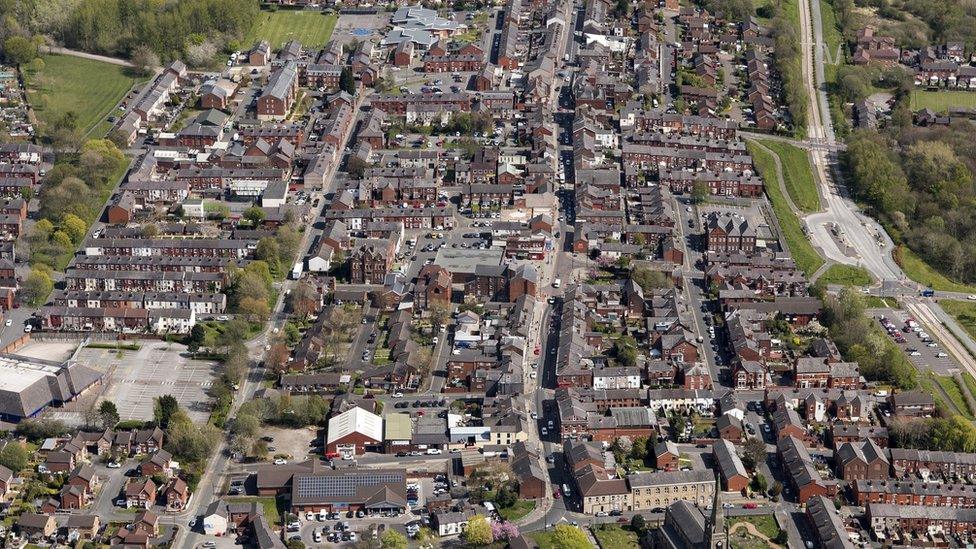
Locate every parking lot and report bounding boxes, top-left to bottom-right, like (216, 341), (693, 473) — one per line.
(871, 308), (955, 375)
(73, 342), (219, 423)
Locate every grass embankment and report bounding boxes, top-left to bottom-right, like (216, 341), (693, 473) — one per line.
(896, 246), (976, 294)
(243, 10), (338, 49)
(497, 500), (535, 521)
(941, 300), (976, 341)
(747, 141), (825, 277)
(758, 140), (821, 213)
(931, 373), (975, 420)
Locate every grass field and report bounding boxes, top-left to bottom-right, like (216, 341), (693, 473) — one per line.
(963, 373), (976, 404)
(910, 90), (976, 113)
(758, 140), (821, 213)
(940, 300), (976, 341)
(26, 54), (143, 136)
(747, 141), (825, 276)
(896, 246), (976, 294)
(244, 10), (338, 49)
(227, 496), (281, 524)
(864, 296), (899, 308)
(592, 525), (640, 549)
(819, 264), (873, 286)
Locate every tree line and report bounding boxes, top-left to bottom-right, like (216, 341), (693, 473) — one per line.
(0, 0), (260, 65)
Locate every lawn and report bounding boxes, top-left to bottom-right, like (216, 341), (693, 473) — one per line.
(747, 141), (825, 276)
(729, 514), (781, 540)
(864, 296), (899, 309)
(753, 0), (775, 24)
(962, 373), (976, 403)
(758, 140), (820, 213)
(819, 264), (873, 286)
(896, 246), (976, 294)
(940, 300), (976, 341)
(26, 54), (144, 136)
(498, 500), (535, 521)
(243, 10), (338, 49)
(530, 531), (557, 549)
(591, 524), (640, 549)
(910, 90), (976, 113)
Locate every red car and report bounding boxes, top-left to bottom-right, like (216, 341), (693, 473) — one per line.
(743, 503), (758, 509)
(553, 490), (561, 499)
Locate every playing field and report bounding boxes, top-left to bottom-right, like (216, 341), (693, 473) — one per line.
(910, 90), (976, 113)
(27, 54), (143, 135)
(244, 10), (338, 49)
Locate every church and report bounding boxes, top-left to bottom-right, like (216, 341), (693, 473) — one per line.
(654, 473), (730, 549)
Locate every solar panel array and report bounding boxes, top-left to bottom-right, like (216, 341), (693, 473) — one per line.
(296, 471), (404, 498)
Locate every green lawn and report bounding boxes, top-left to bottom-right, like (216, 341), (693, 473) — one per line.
(910, 90), (976, 113)
(758, 140), (821, 213)
(864, 296), (899, 309)
(819, 264), (873, 286)
(729, 514), (781, 540)
(940, 300), (976, 341)
(530, 531), (558, 549)
(897, 246), (976, 294)
(747, 141), (825, 276)
(931, 373), (975, 419)
(244, 10), (338, 49)
(591, 525), (640, 549)
(26, 54), (144, 136)
(498, 500), (535, 521)
(962, 373), (976, 404)
(753, 0), (774, 24)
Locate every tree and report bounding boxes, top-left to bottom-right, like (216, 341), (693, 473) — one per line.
(631, 514), (647, 533)
(23, 266), (54, 306)
(231, 413), (259, 439)
(751, 472), (768, 494)
(340, 67), (356, 95)
(428, 301), (451, 329)
(153, 395), (180, 429)
(463, 515), (493, 546)
(285, 540), (305, 549)
(495, 485), (518, 508)
(0, 442), (27, 472)
(346, 156), (368, 179)
(768, 481), (783, 497)
(130, 45), (159, 76)
(186, 323), (208, 353)
(238, 296), (271, 322)
(631, 267), (669, 292)
(61, 213), (87, 244)
(98, 400), (120, 429)
(380, 530), (408, 549)
(289, 280), (320, 319)
(631, 436), (649, 461)
(611, 335), (638, 368)
(414, 527), (435, 548)
(551, 524), (591, 549)
(741, 437), (767, 470)
(3, 36), (36, 65)
(266, 342), (291, 375)
(691, 180), (710, 204)
(244, 206), (266, 225)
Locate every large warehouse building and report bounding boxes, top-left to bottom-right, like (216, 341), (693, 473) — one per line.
(0, 354), (103, 422)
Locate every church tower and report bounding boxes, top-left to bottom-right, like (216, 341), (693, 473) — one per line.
(705, 471), (728, 549)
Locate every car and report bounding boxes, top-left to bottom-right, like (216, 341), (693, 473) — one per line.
(761, 424), (770, 432)
(114, 498), (127, 507)
(107, 461), (121, 468)
(426, 448), (442, 455)
(910, 351), (922, 356)
(356, 510), (365, 518)
(23, 324), (31, 333)
(531, 412), (539, 420)
(410, 451), (423, 456)
(541, 427), (548, 435)
(306, 512), (315, 521)
(349, 532), (358, 542)
(743, 503), (758, 509)
(202, 543), (217, 549)
(392, 392), (404, 398)
(937, 352), (949, 358)
(3, 319), (10, 327)
(313, 531), (322, 543)
(968, 295), (976, 301)
(596, 511), (608, 517)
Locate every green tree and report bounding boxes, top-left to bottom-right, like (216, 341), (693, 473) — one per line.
(551, 524), (591, 549)
(631, 267), (669, 292)
(463, 515), (493, 546)
(186, 323), (208, 353)
(23, 266), (54, 306)
(741, 437), (767, 470)
(3, 36), (36, 65)
(691, 180), (709, 204)
(769, 481), (783, 498)
(630, 514), (647, 533)
(61, 213), (88, 244)
(153, 395), (180, 429)
(631, 436), (649, 461)
(231, 413), (259, 438)
(98, 400), (120, 429)
(751, 472), (768, 493)
(340, 67), (355, 95)
(285, 540), (305, 549)
(380, 529), (408, 549)
(612, 335), (638, 368)
(0, 442), (28, 472)
(244, 206), (266, 225)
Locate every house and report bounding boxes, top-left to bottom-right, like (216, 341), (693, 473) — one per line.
(139, 449), (172, 476)
(0, 463), (12, 496)
(17, 512), (56, 541)
(326, 406), (383, 457)
(164, 477), (190, 510)
(713, 439), (750, 492)
(716, 414), (744, 441)
(510, 441), (547, 499)
(778, 436), (836, 502)
(835, 439), (888, 481)
(64, 515), (101, 542)
(125, 477), (158, 509)
(432, 510), (475, 536)
(889, 391), (936, 417)
(655, 440), (680, 471)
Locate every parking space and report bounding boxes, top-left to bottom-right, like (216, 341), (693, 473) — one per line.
(871, 308), (955, 374)
(72, 342), (219, 423)
(259, 426), (321, 464)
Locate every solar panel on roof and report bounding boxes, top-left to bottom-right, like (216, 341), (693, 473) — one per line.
(295, 472), (404, 498)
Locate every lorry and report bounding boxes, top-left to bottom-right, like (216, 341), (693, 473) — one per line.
(290, 261), (304, 280)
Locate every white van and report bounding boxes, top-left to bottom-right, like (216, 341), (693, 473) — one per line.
(552, 278), (561, 288)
